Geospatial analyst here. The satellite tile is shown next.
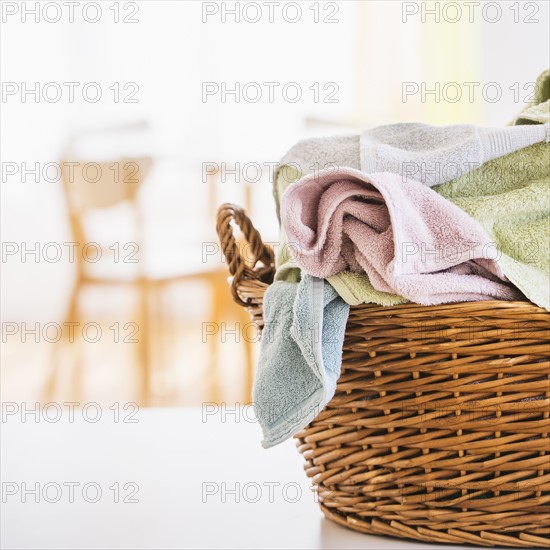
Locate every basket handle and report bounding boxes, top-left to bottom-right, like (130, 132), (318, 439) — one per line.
(216, 203), (275, 307)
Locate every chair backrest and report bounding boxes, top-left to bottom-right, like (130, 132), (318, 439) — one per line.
(62, 157), (152, 214)
(60, 156), (152, 277)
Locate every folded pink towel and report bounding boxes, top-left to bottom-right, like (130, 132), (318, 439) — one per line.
(281, 168), (523, 305)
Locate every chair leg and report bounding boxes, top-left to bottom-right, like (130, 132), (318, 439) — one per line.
(137, 279), (151, 406)
(151, 282), (163, 389)
(45, 280), (82, 401)
(208, 275), (224, 404)
(240, 305), (255, 404)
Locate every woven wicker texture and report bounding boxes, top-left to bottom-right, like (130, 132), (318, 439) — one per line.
(216, 203), (550, 548)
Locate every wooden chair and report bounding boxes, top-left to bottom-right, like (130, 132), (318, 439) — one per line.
(47, 156), (255, 405)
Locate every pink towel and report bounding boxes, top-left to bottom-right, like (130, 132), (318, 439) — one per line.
(281, 168), (523, 305)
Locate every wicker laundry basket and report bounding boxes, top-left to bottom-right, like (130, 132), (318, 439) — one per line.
(216, 203), (550, 548)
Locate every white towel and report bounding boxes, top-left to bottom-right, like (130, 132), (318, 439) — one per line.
(360, 122), (549, 186)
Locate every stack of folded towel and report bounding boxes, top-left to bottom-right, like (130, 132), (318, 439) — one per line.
(254, 70), (550, 448)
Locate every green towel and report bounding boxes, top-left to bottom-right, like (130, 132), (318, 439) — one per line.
(274, 70), (550, 310)
(510, 69), (550, 125)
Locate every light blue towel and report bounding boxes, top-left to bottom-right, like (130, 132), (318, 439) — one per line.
(253, 275), (350, 448)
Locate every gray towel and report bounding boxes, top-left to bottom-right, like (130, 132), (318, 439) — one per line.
(272, 123), (549, 215)
(273, 135), (360, 218)
(253, 275), (349, 448)
(360, 123), (549, 187)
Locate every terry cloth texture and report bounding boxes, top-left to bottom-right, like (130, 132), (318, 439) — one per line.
(360, 123), (548, 186)
(253, 275), (349, 448)
(281, 167), (522, 305)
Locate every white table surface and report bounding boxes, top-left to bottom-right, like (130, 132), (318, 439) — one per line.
(1, 407), (504, 550)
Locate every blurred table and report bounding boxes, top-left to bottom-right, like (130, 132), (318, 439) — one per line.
(1, 408), (489, 549)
